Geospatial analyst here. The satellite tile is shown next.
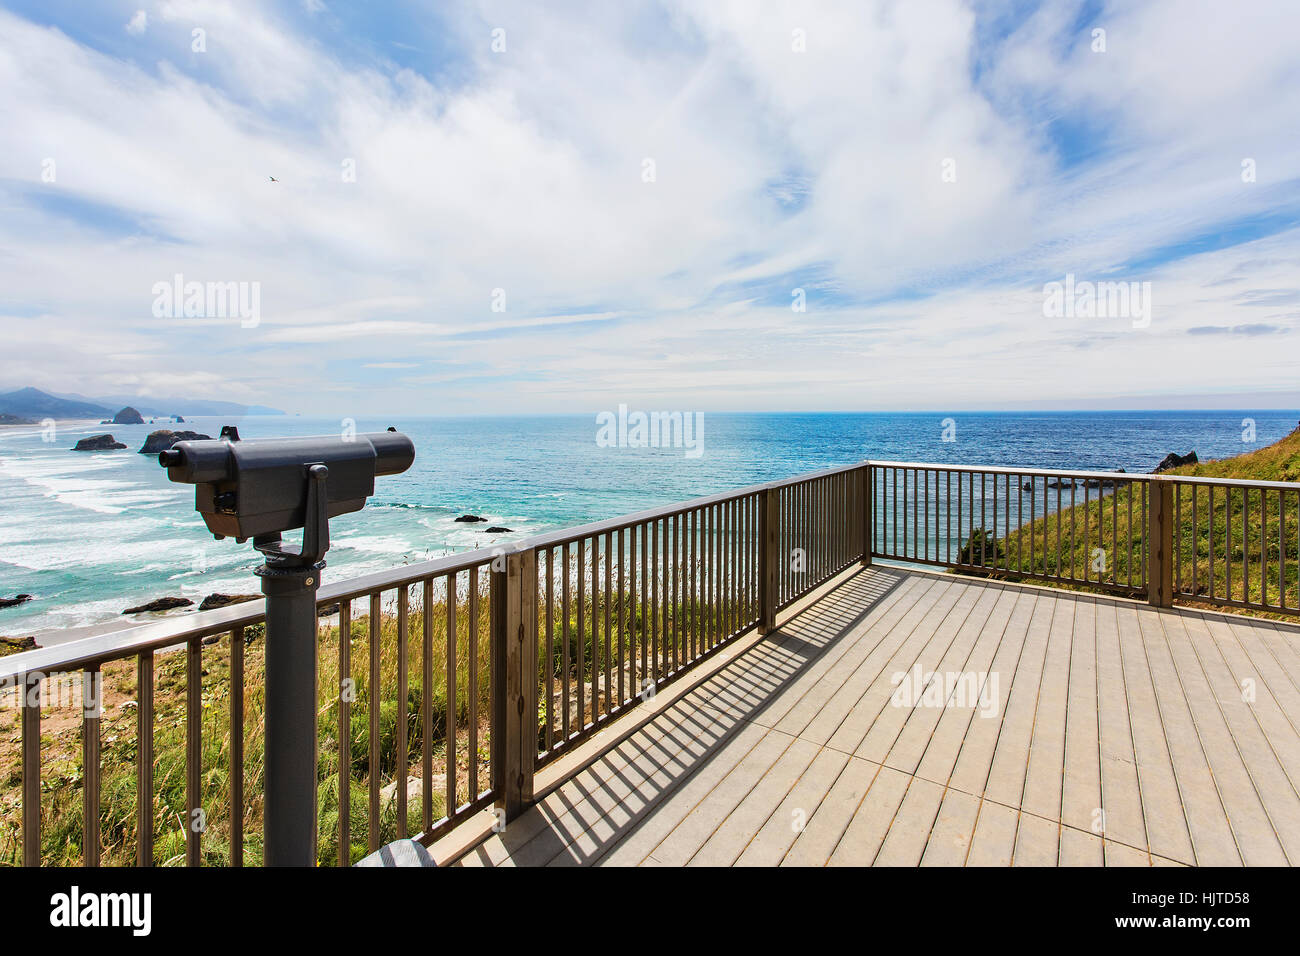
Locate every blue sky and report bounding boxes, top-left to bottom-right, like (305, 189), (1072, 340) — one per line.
(0, 0), (1298, 414)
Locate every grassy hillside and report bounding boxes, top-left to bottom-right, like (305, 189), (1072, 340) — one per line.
(1, 574), (735, 866)
(957, 423), (1300, 616)
(0, 599), (492, 867)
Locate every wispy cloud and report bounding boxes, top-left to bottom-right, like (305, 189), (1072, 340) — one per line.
(0, 0), (1297, 414)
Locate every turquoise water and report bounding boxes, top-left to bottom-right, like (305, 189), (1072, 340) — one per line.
(0, 410), (1295, 635)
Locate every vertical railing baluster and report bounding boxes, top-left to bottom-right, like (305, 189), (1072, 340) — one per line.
(620, 529), (629, 700)
(339, 599), (353, 862)
(1174, 484), (1183, 595)
(468, 567), (480, 802)
(577, 539), (585, 728)
(604, 533), (612, 711)
(628, 528), (638, 701)
(560, 547), (571, 743)
(186, 637), (201, 866)
(1191, 485), (1199, 597)
(592, 535), (601, 718)
(82, 665), (101, 867)
(1279, 490), (1286, 609)
(1128, 482), (1136, 589)
(1260, 490), (1268, 607)
(22, 672), (40, 867)
(396, 586), (409, 837)
(546, 549), (555, 748)
(639, 526), (649, 696)
(230, 626), (244, 868)
(1110, 482), (1118, 587)
(136, 653), (154, 867)
(980, 472), (987, 567)
(954, 469), (960, 564)
(367, 591), (381, 852)
(446, 573), (457, 819)
(1216, 485), (1224, 602)
(420, 582), (433, 825)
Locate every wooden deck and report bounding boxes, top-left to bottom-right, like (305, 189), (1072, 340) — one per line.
(457, 566), (1300, 867)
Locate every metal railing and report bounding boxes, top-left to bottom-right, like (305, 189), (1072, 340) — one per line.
(2, 458), (1294, 865)
(1166, 476), (1300, 613)
(869, 462), (1151, 596)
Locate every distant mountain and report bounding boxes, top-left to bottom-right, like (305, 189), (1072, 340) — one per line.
(0, 387), (284, 421)
(0, 387), (111, 420)
(91, 394), (285, 417)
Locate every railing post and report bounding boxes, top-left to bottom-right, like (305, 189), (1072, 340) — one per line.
(861, 464), (873, 566)
(759, 488), (779, 635)
(1148, 477), (1174, 607)
(491, 548), (537, 824)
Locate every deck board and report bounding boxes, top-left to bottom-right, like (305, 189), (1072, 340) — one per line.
(456, 567), (1300, 867)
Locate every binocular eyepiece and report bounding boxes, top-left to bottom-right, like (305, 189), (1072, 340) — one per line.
(159, 426), (415, 543)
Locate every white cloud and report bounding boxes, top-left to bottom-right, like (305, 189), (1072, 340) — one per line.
(125, 10), (149, 36)
(0, 0), (1297, 414)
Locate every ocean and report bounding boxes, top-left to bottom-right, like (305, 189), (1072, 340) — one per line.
(0, 410), (1295, 638)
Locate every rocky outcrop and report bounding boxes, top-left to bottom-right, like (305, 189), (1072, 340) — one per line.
(486, 526), (513, 533)
(197, 592), (260, 611)
(0, 594), (33, 609)
(122, 596), (193, 614)
(138, 429), (211, 454)
(0, 635), (37, 650)
(454, 514), (487, 523)
(1153, 451), (1197, 473)
(112, 406), (145, 425)
(73, 434), (127, 451)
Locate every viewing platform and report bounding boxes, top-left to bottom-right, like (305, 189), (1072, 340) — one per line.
(455, 566), (1300, 866)
(3, 459), (1296, 866)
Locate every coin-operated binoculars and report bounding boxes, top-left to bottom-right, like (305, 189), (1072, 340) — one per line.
(161, 426), (415, 865)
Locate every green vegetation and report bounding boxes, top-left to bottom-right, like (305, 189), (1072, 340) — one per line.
(0, 597), (492, 867)
(0, 559), (744, 867)
(955, 425), (1300, 616)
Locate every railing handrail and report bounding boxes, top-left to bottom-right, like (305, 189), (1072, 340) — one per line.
(6, 455), (1295, 683)
(868, 459), (1299, 492)
(0, 461), (868, 683)
(866, 460), (1149, 481)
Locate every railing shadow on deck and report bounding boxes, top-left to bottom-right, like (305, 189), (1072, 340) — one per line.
(455, 566), (908, 866)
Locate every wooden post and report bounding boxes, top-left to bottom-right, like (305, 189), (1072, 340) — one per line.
(1147, 478), (1174, 607)
(861, 464), (873, 566)
(491, 548), (537, 823)
(758, 488), (779, 635)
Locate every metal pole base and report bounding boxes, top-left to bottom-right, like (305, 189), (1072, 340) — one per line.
(257, 558), (324, 866)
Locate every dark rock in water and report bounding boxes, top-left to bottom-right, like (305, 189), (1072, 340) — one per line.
(112, 406), (145, 425)
(1022, 481), (1033, 492)
(317, 602), (340, 617)
(73, 434), (127, 451)
(1083, 468), (1128, 489)
(1153, 451), (1197, 473)
(0, 635), (37, 650)
(174, 415), (185, 423)
(0, 594), (33, 609)
(122, 596), (193, 614)
(198, 592), (260, 612)
(138, 429), (212, 454)
(485, 526), (513, 533)
(454, 514), (487, 523)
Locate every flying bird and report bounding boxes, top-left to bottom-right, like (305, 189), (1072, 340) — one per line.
(269, 176), (278, 182)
